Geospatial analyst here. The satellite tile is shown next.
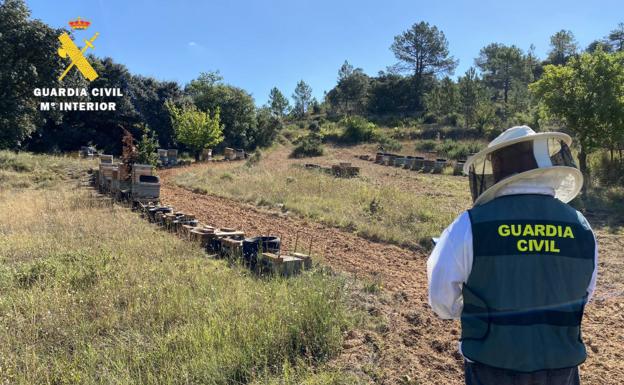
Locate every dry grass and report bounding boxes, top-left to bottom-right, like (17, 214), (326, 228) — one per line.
(0, 155), (357, 385)
(0, 151), (95, 190)
(175, 145), (470, 250)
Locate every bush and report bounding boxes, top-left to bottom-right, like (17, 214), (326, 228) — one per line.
(594, 153), (624, 186)
(435, 140), (483, 160)
(415, 139), (483, 160)
(340, 116), (377, 143)
(291, 133), (324, 158)
(377, 134), (402, 152)
(308, 121), (320, 132)
(414, 140), (437, 152)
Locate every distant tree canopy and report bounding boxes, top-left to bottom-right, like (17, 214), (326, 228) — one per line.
(186, 72), (258, 149)
(0, 0), (65, 148)
(167, 102), (223, 161)
(390, 21), (457, 81)
(326, 61), (369, 116)
(2, 0), (624, 185)
(292, 80), (313, 117)
(268, 87), (290, 118)
(547, 30), (578, 65)
(530, 49), (624, 179)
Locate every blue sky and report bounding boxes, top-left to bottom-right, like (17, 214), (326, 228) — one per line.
(27, 0), (622, 105)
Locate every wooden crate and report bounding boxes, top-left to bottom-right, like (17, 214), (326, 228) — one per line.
(260, 253), (304, 277)
(220, 237), (243, 259)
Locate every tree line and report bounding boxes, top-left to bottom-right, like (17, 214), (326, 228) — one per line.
(2, 0), (624, 181)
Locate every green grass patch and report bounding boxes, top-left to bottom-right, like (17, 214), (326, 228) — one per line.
(0, 187), (354, 384)
(0, 150), (94, 189)
(175, 163), (467, 250)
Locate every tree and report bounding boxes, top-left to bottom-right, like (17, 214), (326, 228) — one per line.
(328, 60), (369, 115)
(268, 87), (290, 118)
(129, 75), (183, 148)
(254, 107), (283, 148)
(476, 43), (530, 108)
(547, 30), (578, 65)
(186, 72), (257, 149)
(425, 77), (459, 122)
(292, 80), (312, 117)
(0, 0), (66, 149)
(366, 72), (418, 115)
(390, 21), (457, 82)
(167, 102), (224, 161)
(586, 40), (612, 54)
(458, 67), (488, 129)
(530, 49), (624, 184)
(136, 124), (159, 166)
(608, 22), (624, 52)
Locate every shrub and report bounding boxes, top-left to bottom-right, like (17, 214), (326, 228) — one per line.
(593, 153), (624, 186)
(415, 140), (437, 152)
(436, 140), (483, 160)
(308, 121), (320, 132)
(245, 150), (262, 167)
(377, 134), (402, 152)
(291, 133), (324, 158)
(340, 116), (377, 143)
(415, 139), (483, 160)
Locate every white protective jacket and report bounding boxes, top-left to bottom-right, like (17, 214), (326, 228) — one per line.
(427, 184), (599, 320)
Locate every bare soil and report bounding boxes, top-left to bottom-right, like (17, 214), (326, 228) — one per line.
(158, 149), (624, 385)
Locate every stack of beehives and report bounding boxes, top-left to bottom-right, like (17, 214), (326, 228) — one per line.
(92, 158), (311, 277)
(95, 158), (160, 202)
(132, 201), (311, 277)
(331, 162), (360, 178)
(304, 162), (360, 178)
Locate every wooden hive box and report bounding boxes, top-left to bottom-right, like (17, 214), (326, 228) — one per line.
(220, 237), (244, 259)
(224, 147), (236, 161)
(292, 252), (313, 270)
(189, 227), (216, 248)
(261, 253), (303, 277)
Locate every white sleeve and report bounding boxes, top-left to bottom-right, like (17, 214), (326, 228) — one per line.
(427, 211), (473, 319)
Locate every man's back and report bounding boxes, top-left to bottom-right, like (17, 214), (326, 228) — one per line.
(462, 194), (595, 372)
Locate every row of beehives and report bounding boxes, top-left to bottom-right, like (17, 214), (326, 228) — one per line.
(358, 153), (466, 175)
(157, 149), (192, 168)
(95, 155), (161, 201)
(134, 202), (312, 277)
(304, 162), (360, 178)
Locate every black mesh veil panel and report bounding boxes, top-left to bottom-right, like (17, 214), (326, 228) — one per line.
(468, 139), (577, 203)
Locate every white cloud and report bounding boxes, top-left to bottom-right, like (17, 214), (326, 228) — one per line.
(188, 41), (198, 47)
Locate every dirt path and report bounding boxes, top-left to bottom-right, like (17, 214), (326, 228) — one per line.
(158, 163), (624, 385)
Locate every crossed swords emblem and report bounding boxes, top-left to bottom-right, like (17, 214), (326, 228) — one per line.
(57, 32), (99, 81)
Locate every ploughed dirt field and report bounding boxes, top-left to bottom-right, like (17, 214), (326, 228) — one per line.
(158, 146), (624, 384)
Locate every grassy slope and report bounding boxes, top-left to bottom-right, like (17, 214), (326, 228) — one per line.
(175, 145), (469, 250)
(0, 151), (357, 385)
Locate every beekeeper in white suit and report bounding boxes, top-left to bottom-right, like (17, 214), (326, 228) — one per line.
(427, 126), (598, 385)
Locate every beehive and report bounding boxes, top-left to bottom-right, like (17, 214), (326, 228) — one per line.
(189, 226), (216, 248)
(98, 163), (118, 192)
(167, 149), (178, 166)
(220, 237), (244, 259)
(131, 164), (154, 184)
(224, 147), (236, 161)
(260, 253), (304, 277)
(99, 154), (113, 164)
(454, 161), (466, 176)
(433, 159), (447, 174)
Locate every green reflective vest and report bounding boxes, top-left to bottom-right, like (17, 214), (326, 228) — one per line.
(462, 194), (595, 372)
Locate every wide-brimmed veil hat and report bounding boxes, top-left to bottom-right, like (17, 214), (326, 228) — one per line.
(463, 125), (583, 206)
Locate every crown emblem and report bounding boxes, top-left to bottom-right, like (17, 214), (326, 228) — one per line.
(69, 17), (90, 30)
